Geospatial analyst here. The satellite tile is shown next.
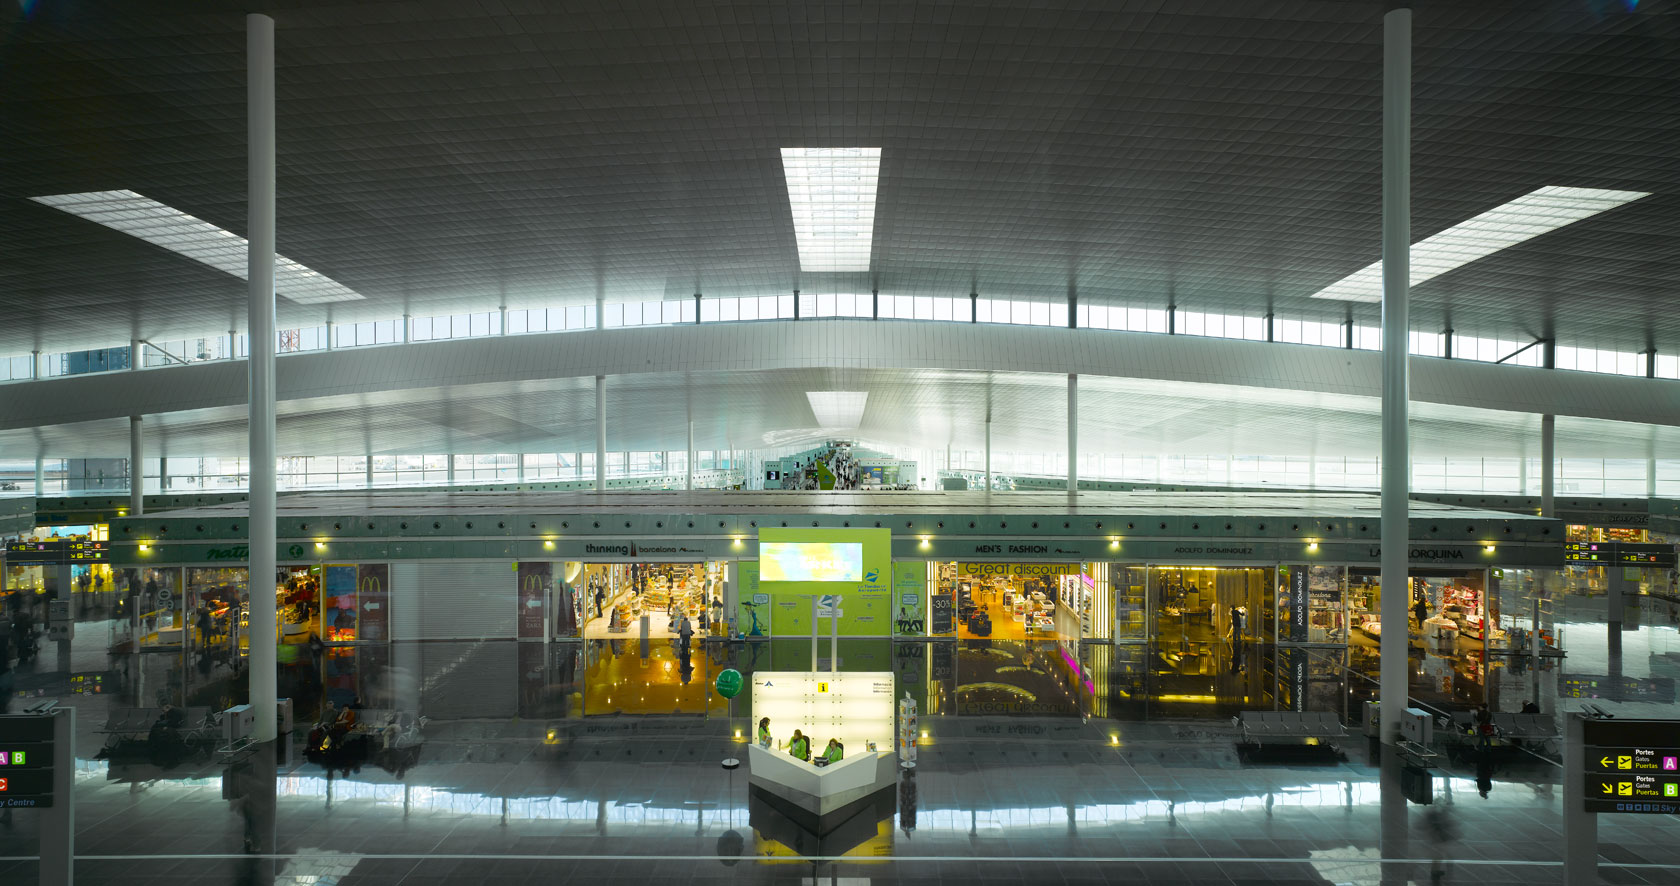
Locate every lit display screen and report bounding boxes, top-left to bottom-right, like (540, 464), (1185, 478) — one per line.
(760, 542), (863, 582)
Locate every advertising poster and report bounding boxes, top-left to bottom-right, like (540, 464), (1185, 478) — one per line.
(1284, 566), (1309, 642)
(892, 561), (925, 635)
(517, 561), (551, 640)
(356, 563), (389, 642)
(323, 565), (358, 642)
(758, 528), (892, 637)
(930, 594), (955, 635)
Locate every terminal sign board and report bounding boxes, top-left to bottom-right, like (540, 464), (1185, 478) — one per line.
(1582, 719), (1680, 814)
(1564, 541), (1676, 568)
(5, 538), (109, 563)
(0, 715), (57, 808)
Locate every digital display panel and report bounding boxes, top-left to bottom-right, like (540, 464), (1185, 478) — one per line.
(760, 542), (863, 583)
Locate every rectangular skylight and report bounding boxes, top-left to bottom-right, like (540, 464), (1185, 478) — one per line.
(781, 148), (881, 273)
(806, 391), (869, 429)
(31, 190), (364, 304)
(1309, 186), (1650, 303)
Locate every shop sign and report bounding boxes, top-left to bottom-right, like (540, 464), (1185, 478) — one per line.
(579, 541), (713, 559)
(1560, 511), (1648, 528)
(205, 545), (250, 561)
(958, 562), (1080, 577)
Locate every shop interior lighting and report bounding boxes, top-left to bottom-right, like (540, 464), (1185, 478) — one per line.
(138, 543), (149, 552)
(315, 541), (326, 550)
(543, 540), (555, 550)
(1309, 186), (1650, 303)
(780, 148), (881, 272)
(805, 391), (868, 429)
(30, 190), (366, 305)
(1484, 544), (1496, 553)
(1306, 540), (1319, 551)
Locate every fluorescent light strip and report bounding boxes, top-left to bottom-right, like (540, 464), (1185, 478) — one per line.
(31, 190), (364, 305)
(780, 148), (881, 273)
(806, 390), (868, 429)
(1310, 186), (1650, 303)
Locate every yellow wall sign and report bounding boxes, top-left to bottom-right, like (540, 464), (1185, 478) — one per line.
(818, 682), (829, 693)
(959, 562), (1080, 577)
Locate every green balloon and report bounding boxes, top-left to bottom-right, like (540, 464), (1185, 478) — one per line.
(715, 668), (744, 699)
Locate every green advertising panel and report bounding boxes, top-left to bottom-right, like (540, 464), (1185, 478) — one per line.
(758, 528), (891, 636)
(892, 561), (926, 635)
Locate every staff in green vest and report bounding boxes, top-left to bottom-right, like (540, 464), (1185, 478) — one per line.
(788, 729), (809, 761)
(819, 737), (844, 764)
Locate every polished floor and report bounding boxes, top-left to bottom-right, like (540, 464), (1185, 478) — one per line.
(2, 595), (1679, 884)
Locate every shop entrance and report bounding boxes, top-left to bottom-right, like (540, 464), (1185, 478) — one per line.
(577, 561), (726, 639)
(947, 562), (1081, 640)
(1146, 565), (1271, 714)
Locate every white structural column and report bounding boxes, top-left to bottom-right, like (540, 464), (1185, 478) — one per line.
(595, 375), (607, 492)
(686, 421), (695, 491)
(1378, 5), (1411, 747)
(365, 455), (374, 489)
(1647, 457), (1657, 499)
(1541, 414), (1555, 517)
(517, 453), (526, 484)
(401, 314), (411, 344)
(34, 455), (44, 497)
(129, 415), (144, 514)
(247, 12), (279, 743)
(158, 457), (167, 494)
(1067, 374), (1078, 493)
(984, 419), (992, 493)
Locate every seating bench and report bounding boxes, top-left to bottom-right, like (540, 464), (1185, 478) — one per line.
(1238, 710), (1346, 745)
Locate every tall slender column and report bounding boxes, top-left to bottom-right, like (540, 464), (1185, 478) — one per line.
(1067, 374), (1078, 493)
(1541, 414), (1555, 517)
(129, 415), (145, 514)
(984, 420), (992, 493)
(247, 12), (279, 742)
(686, 421), (695, 491)
(595, 375), (607, 492)
(365, 455), (374, 489)
(1647, 457), (1657, 499)
(1378, 5), (1411, 748)
(131, 338), (143, 370)
(159, 456), (168, 494)
(401, 313), (411, 344)
(32, 349), (43, 380)
(34, 455), (44, 497)
(446, 455), (455, 486)
(517, 453), (526, 484)
(499, 305), (508, 335)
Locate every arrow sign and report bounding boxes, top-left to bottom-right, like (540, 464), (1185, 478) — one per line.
(1602, 783), (1613, 794)
(1602, 757), (1614, 768)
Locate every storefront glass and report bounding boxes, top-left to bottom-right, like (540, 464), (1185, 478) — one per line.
(1277, 565), (1348, 644)
(1111, 565), (1147, 642)
(186, 566), (248, 654)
